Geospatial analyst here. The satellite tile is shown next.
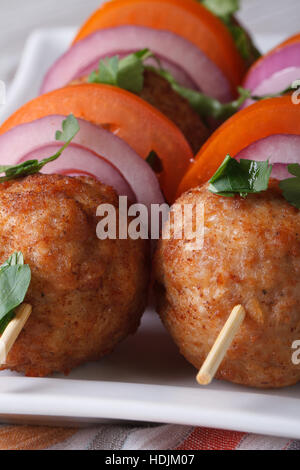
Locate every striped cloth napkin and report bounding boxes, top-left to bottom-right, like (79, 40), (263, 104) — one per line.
(0, 423), (298, 450)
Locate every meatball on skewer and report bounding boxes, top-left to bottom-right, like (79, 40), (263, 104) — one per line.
(155, 171), (300, 389)
(0, 114), (152, 377)
(0, 173), (149, 377)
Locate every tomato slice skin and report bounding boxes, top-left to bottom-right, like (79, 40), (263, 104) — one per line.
(177, 96), (300, 196)
(73, 0), (245, 89)
(275, 33), (300, 49)
(0, 84), (193, 203)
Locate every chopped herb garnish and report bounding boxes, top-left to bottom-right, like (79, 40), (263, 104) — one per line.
(0, 114), (79, 182)
(199, 0), (261, 63)
(148, 66), (252, 121)
(87, 47), (295, 123)
(226, 22), (261, 63)
(209, 155), (272, 197)
(279, 164), (300, 209)
(146, 150), (164, 174)
(88, 49), (155, 94)
(201, 0), (239, 17)
(148, 64), (299, 122)
(0, 252), (31, 334)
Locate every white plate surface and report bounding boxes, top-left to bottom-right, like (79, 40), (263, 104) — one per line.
(0, 29), (299, 439)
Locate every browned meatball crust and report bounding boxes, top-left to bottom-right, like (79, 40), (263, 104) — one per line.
(155, 182), (300, 388)
(139, 69), (209, 154)
(71, 69), (209, 154)
(0, 174), (149, 377)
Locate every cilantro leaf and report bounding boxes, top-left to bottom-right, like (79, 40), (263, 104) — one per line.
(226, 22), (260, 62)
(279, 164), (300, 209)
(199, 0), (261, 63)
(286, 164), (300, 178)
(88, 56), (119, 86)
(118, 49), (153, 93)
(0, 252), (31, 334)
(209, 155), (272, 197)
(201, 0), (239, 18)
(0, 115), (79, 182)
(150, 64), (297, 122)
(88, 49), (153, 94)
(0, 252), (24, 269)
(149, 66), (252, 121)
(55, 113), (80, 143)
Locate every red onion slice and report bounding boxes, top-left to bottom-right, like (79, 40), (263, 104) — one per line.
(0, 115), (165, 211)
(41, 26), (232, 102)
(242, 67), (300, 109)
(253, 67), (300, 96)
(20, 144), (136, 200)
(236, 134), (300, 179)
(244, 42), (300, 92)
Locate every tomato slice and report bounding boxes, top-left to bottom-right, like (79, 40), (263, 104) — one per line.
(275, 32), (300, 49)
(73, 0), (245, 89)
(177, 96), (300, 195)
(0, 84), (193, 202)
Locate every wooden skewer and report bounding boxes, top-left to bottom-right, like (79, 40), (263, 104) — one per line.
(0, 303), (32, 365)
(197, 305), (246, 386)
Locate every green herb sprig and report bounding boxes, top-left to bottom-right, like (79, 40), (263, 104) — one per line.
(199, 0), (261, 62)
(149, 65), (252, 121)
(0, 114), (80, 182)
(208, 156), (300, 212)
(88, 49), (156, 94)
(0, 252), (31, 334)
(201, 0), (239, 17)
(279, 164), (300, 209)
(149, 66), (298, 122)
(208, 155), (272, 197)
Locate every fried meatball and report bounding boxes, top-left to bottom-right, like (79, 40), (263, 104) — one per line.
(70, 69), (209, 154)
(0, 174), (149, 377)
(139, 69), (209, 154)
(155, 182), (300, 388)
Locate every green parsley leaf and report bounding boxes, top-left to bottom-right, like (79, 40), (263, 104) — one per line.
(0, 252), (31, 334)
(209, 155), (272, 197)
(0, 115), (79, 182)
(279, 164), (300, 209)
(201, 0), (239, 18)
(149, 65), (252, 121)
(226, 22), (260, 62)
(88, 49), (154, 94)
(0, 252), (24, 269)
(286, 164), (300, 178)
(88, 56), (119, 86)
(55, 113), (80, 143)
(199, 0), (261, 63)
(150, 64), (298, 122)
(118, 49), (153, 93)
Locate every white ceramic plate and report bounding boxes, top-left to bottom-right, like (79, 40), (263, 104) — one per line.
(0, 29), (299, 439)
